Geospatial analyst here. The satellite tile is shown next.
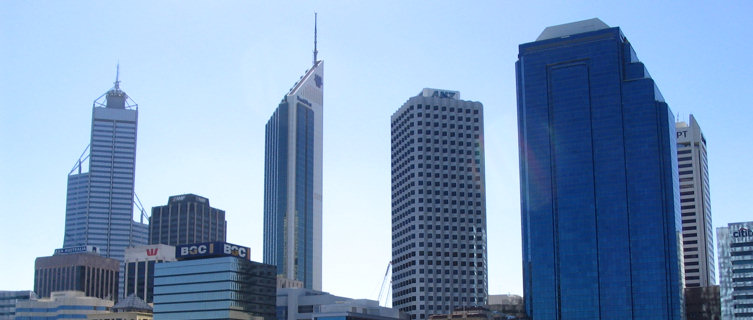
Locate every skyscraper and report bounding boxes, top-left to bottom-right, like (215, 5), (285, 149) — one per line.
(718, 222), (753, 319)
(390, 88), (487, 319)
(63, 70), (148, 296)
(263, 57), (323, 289)
(677, 115), (715, 287)
(149, 194), (227, 246)
(516, 19), (683, 319)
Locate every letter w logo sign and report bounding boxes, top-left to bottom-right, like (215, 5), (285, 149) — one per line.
(146, 248), (159, 256)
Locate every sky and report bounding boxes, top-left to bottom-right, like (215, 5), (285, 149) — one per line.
(2, 1), (753, 302)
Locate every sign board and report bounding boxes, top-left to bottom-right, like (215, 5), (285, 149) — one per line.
(175, 241), (250, 260)
(54, 245), (99, 255)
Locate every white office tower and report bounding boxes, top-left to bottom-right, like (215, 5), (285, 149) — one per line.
(63, 70), (148, 296)
(390, 89), (487, 319)
(677, 115), (715, 287)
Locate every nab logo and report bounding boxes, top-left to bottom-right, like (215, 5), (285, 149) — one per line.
(315, 74), (323, 88)
(146, 248), (159, 256)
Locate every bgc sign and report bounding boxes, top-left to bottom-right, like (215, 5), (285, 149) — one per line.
(176, 242), (250, 261)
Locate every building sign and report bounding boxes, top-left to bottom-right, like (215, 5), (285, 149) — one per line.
(54, 245), (99, 255)
(733, 227), (753, 238)
(176, 241), (250, 260)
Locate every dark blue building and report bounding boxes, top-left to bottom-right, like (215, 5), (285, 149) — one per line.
(516, 18), (683, 319)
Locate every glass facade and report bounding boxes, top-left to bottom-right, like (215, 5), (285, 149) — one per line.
(263, 61), (323, 290)
(153, 256), (276, 320)
(516, 19), (683, 319)
(149, 194), (227, 246)
(718, 222), (753, 319)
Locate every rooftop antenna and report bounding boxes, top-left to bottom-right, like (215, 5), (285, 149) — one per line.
(313, 12), (318, 65)
(114, 62), (121, 90)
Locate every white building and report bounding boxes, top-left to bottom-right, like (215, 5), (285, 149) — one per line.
(391, 89), (488, 319)
(677, 114), (715, 287)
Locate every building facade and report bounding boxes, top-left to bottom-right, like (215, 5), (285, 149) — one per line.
(684, 286), (721, 320)
(516, 19), (683, 319)
(263, 60), (324, 290)
(149, 194), (226, 246)
(390, 88), (487, 319)
(62, 74), (148, 296)
(0, 290), (36, 320)
(153, 242), (276, 320)
(718, 222), (753, 319)
(123, 244), (176, 303)
(15, 291), (112, 320)
(35, 250), (120, 301)
(677, 115), (715, 287)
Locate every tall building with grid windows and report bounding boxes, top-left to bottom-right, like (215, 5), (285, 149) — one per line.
(516, 19), (684, 319)
(62, 72), (148, 297)
(718, 222), (753, 319)
(149, 194), (226, 246)
(677, 115), (715, 288)
(263, 59), (324, 290)
(390, 88), (487, 320)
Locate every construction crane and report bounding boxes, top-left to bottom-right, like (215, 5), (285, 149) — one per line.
(377, 262), (392, 307)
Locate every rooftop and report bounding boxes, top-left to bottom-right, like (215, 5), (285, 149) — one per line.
(536, 18), (610, 41)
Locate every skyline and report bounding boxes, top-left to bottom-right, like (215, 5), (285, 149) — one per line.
(2, 1), (753, 303)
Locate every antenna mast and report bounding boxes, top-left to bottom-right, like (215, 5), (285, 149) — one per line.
(313, 12), (318, 65)
(114, 63), (121, 89)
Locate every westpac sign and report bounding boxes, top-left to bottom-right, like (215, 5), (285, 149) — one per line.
(176, 241), (250, 261)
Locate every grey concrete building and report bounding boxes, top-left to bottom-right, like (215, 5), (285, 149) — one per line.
(149, 194), (226, 246)
(391, 88), (487, 319)
(677, 115), (715, 287)
(35, 250), (120, 301)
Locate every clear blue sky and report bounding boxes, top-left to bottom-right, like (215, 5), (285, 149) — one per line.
(2, 1), (752, 301)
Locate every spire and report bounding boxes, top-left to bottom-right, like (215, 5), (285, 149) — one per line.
(114, 62), (121, 90)
(313, 12), (318, 65)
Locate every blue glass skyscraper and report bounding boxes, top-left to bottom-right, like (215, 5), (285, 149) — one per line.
(263, 59), (323, 290)
(516, 19), (683, 319)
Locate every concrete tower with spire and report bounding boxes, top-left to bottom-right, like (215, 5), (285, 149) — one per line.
(63, 66), (148, 297)
(263, 14), (323, 290)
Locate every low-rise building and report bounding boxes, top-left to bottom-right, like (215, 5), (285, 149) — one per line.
(0, 290), (36, 320)
(15, 291), (112, 320)
(685, 286), (721, 320)
(123, 244), (176, 303)
(152, 241), (276, 320)
(277, 288), (406, 320)
(35, 247), (120, 301)
(88, 294), (153, 320)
